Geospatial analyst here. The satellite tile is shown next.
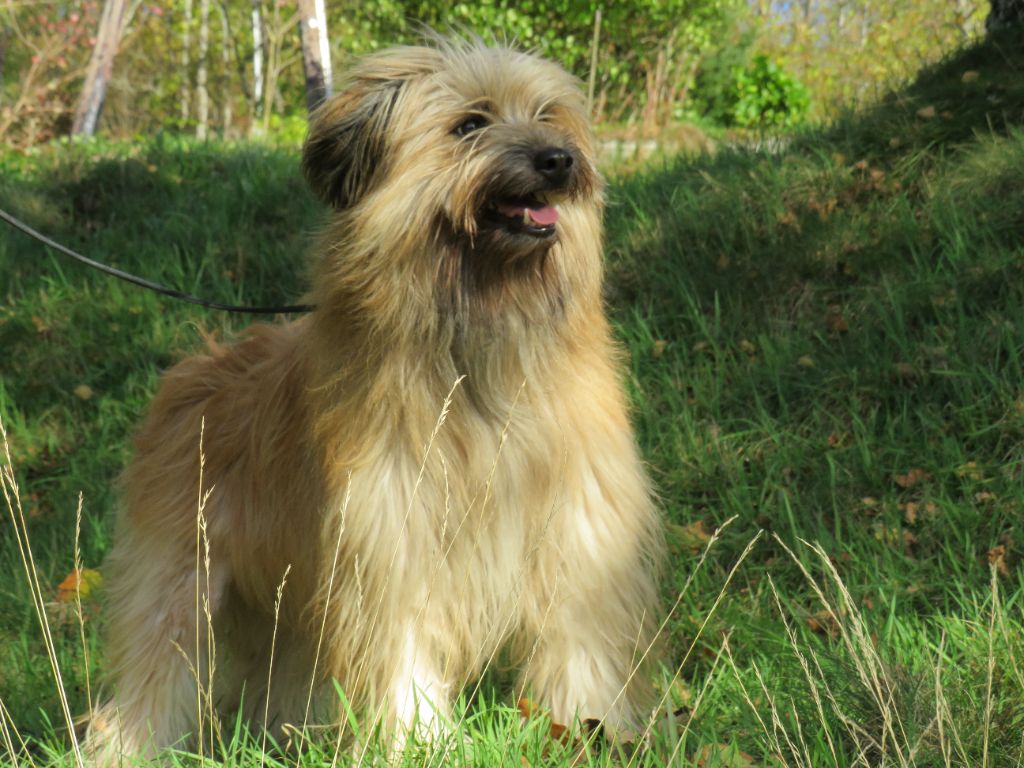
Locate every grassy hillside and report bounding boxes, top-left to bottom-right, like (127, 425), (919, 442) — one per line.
(2, 30), (1024, 767)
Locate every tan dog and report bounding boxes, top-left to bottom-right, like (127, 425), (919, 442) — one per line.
(87, 38), (663, 762)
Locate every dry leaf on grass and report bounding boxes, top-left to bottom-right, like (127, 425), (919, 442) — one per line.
(56, 568), (103, 602)
(955, 461), (984, 481)
(668, 520), (713, 553)
(806, 608), (840, 639)
(895, 468), (930, 489)
(988, 545), (1009, 577)
(694, 743), (755, 767)
(825, 304), (848, 334)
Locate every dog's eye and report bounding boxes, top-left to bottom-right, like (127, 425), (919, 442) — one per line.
(453, 116), (488, 137)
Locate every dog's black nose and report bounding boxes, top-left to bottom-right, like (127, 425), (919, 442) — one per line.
(534, 147), (574, 187)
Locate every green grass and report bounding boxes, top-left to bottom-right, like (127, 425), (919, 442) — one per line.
(3, 31), (1024, 767)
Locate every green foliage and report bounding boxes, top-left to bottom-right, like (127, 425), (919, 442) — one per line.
(0, 0), (990, 143)
(335, 0), (739, 124)
(731, 54), (809, 128)
(753, 0), (986, 120)
(688, 12), (756, 126)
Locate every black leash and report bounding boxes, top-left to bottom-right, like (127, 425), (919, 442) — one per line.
(0, 207), (316, 314)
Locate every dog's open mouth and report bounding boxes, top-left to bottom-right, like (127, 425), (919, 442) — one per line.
(481, 195), (559, 239)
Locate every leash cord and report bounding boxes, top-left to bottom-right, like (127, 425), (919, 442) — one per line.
(0, 207), (316, 314)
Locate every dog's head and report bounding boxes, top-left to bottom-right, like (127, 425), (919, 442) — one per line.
(303, 39), (602, 319)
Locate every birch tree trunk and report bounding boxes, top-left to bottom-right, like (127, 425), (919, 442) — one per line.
(218, 1), (231, 134)
(72, 0), (128, 135)
(180, 0), (192, 123)
(195, 0), (210, 138)
(296, 0), (331, 113)
(251, 0), (264, 120)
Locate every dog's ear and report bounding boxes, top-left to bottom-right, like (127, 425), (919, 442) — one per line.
(302, 79), (402, 209)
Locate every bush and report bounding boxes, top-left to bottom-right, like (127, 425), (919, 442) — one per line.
(731, 54), (810, 128)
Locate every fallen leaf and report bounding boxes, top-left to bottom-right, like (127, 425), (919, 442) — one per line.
(988, 545), (1009, 577)
(901, 501), (919, 524)
(895, 468), (930, 489)
(652, 339), (667, 358)
(56, 568), (103, 603)
(825, 304), (848, 334)
(961, 70), (980, 83)
(73, 384), (95, 401)
(668, 520), (712, 553)
(667, 677), (693, 709)
(777, 210), (800, 232)
(738, 339), (756, 355)
(916, 105), (936, 120)
(694, 743), (755, 768)
(974, 491), (996, 503)
(797, 355), (815, 368)
(894, 362), (916, 381)
(517, 697), (535, 719)
(902, 529), (918, 553)
(873, 523), (902, 547)
(806, 609), (840, 638)
(955, 461), (984, 481)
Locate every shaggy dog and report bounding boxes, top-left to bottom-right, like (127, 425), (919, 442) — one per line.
(87, 38), (663, 762)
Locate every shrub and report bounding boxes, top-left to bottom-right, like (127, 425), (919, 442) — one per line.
(731, 54), (810, 128)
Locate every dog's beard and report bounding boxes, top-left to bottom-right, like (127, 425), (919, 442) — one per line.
(434, 214), (559, 323)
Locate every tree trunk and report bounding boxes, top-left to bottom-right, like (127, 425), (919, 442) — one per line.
(251, 0), (264, 120)
(196, 0), (210, 138)
(71, 0), (128, 136)
(987, 0), (1024, 30)
(218, 1), (231, 134)
(0, 27), (9, 88)
(296, 0), (331, 113)
(180, 0), (192, 124)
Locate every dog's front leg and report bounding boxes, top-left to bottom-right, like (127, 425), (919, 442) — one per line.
(345, 620), (450, 755)
(86, 536), (228, 765)
(384, 627), (451, 745)
(520, 445), (661, 739)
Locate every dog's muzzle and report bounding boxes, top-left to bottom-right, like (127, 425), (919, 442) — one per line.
(480, 145), (579, 240)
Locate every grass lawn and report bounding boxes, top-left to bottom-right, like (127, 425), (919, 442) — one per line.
(3, 30), (1024, 767)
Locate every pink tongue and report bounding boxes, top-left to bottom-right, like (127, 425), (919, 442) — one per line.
(526, 206), (559, 226)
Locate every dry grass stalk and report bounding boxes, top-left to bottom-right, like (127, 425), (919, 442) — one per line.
(260, 563), (292, 768)
(0, 415), (85, 768)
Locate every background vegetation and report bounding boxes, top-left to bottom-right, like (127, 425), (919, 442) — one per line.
(2, 0), (988, 145)
(2, 2), (1024, 767)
